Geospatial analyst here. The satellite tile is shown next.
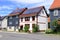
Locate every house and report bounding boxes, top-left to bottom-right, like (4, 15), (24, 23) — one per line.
(1, 16), (7, 29)
(0, 16), (7, 30)
(0, 16), (2, 29)
(7, 8), (27, 31)
(49, 0), (60, 29)
(19, 6), (48, 32)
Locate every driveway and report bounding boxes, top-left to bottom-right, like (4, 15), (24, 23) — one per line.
(0, 32), (60, 40)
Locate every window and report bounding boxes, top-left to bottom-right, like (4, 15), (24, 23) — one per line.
(9, 27), (11, 29)
(16, 16), (18, 18)
(54, 10), (58, 16)
(32, 24), (35, 28)
(9, 22), (12, 25)
(21, 18), (23, 22)
(41, 10), (44, 14)
(25, 24), (30, 27)
(16, 21), (18, 24)
(32, 16), (35, 21)
(9, 17), (12, 19)
(25, 17), (30, 21)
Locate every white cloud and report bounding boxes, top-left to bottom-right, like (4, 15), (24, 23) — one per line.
(9, 0), (53, 9)
(9, 0), (45, 4)
(27, 0), (53, 9)
(0, 10), (12, 16)
(0, 6), (13, 10)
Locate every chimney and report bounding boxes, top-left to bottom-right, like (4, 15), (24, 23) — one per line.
(16, 8), (19, 10)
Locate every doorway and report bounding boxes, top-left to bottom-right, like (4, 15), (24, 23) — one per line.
(20, 25), (23, 31)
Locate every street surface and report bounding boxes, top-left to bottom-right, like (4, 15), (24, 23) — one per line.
(0, 32), (60, 40)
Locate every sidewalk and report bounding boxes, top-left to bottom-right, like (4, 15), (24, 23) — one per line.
(0, 31), (29, 34)
(0, 30), (2, 32)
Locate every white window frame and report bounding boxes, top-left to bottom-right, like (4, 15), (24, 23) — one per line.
(54, 10), (58, 16)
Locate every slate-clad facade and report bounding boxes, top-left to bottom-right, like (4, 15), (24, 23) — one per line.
(49, 0), (60, 29)
(7, 8), (27, 31)
(8, 16), (19, 26)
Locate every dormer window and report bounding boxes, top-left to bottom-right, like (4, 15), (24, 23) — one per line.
(54, 10), (58, 16)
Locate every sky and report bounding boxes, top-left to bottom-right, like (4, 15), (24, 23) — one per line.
(0, 0), (54, 16)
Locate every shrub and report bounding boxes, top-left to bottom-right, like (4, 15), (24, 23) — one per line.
(32, 24), (39, 32)
(18, 29), (20, 32)
(24, 25), (29, 32)
(45, 29), (55, 34)
(51, 19), (60, 33)
(2, 28), (7, 31)
(52, 19), (58, 28)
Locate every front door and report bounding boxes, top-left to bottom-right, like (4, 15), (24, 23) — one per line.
(20, 25), (23, 30)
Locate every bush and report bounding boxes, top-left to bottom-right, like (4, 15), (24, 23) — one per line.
(32, 24), (39, 32)
(24, 25), (29, 32)
(18, 29), (20, 32)
(45, 29), (55, 34)
(2, 28), (7, 31)
(52, 19), (60, 33)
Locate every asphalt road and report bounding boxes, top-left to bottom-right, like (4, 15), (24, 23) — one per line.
(0, 32), (60, 40)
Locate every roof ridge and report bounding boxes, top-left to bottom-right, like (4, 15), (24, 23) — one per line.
(28, 6), (44, 10)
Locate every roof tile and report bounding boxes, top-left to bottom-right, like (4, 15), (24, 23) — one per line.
(50, 0), (60, 9)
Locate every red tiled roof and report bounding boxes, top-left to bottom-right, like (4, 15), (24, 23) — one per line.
(50, 0), (60, 9)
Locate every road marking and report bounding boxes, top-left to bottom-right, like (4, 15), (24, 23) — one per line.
(0, 35), (2, 38)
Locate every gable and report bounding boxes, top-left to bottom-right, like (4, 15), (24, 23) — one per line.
(39, 9), (47, 17)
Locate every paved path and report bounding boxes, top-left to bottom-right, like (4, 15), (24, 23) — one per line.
(0, 32), (60, 40)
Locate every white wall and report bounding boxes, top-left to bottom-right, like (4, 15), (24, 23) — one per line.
(38, 9), (48, 30)
(7, 26), (14, 31)
(19, 9), (48, 31)
(1, 17), (7, 28)
(0, 21), (2, 28)
(20, 16), (37, 31)
(7, 26), (19, 32)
